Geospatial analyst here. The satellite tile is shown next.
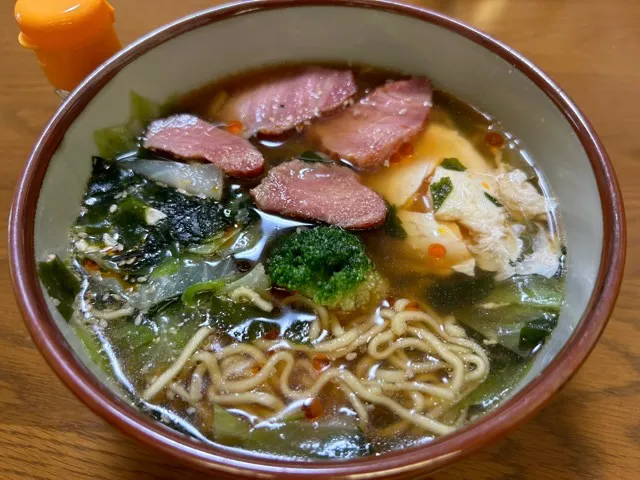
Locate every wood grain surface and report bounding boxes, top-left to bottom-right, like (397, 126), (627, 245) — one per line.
(1, 1), (638, 478)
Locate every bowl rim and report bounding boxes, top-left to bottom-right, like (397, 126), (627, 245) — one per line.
(9, 0), (626, 478)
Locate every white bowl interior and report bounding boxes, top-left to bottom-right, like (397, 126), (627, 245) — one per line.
(34, 5), (603, 407)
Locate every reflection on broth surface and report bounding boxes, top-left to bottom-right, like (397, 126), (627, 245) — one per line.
(38, 63), (565, 459)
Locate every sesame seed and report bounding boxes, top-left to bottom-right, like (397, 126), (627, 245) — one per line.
(145, 208), (167, 226)
(75, 239), (89, 251)
(102, 233), (118, 247)
(109, 204), (118, 213)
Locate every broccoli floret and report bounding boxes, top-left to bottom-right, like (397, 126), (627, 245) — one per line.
(266, 226), (386, 311)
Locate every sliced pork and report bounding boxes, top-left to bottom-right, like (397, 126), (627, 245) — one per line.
(251, 160), (388, 229)
(143, 114), (264, 177)
(217, 67), (357, 136)
(308, 78), (433, 170)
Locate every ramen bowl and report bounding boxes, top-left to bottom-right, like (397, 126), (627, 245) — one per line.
(9, 1), (625, 478)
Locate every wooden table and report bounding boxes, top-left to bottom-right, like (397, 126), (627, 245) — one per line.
(1, 1), (638, 478)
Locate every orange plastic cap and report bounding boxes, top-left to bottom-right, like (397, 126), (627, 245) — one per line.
(15, 0), (121, 91)
(16, 0), (117, 50)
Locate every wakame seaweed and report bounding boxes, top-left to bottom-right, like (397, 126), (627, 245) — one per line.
(456, 334), (531, 416)
(440, 157), (467, 171)
(519, 314), (558, 349)
(383, 203), (407, 240)
(73, 157), (252, 278)
(297, 150), (331, 163)
(484, 192), (503, 207)
(457, 275), (564, 357)
(425, 271), (496, 312)
(37, 255), (80, 320)
(430, 176), (453, 211)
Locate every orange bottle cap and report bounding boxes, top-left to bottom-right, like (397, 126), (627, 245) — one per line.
(15, 0), (121, 91)
(16, 0), (116, 50)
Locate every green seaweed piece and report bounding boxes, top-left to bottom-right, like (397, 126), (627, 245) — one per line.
(425, 271), (496, 313)
(383, 204), (407, 240)
(457, 276), (564, 357)
(37, 255), (80, 320)
(430, 176), (453, 211)
(519, 315), (558, 350)
(440, 157), (467, 171)
(484, 192), (503, 207)
(298, 150), (331, 163)
(73, 157), (244, 278)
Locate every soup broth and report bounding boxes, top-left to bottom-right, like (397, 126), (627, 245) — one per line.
(38, 64), (565, 459)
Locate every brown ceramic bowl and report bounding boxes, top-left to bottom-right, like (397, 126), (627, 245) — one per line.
(9, 1), (625, 478)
